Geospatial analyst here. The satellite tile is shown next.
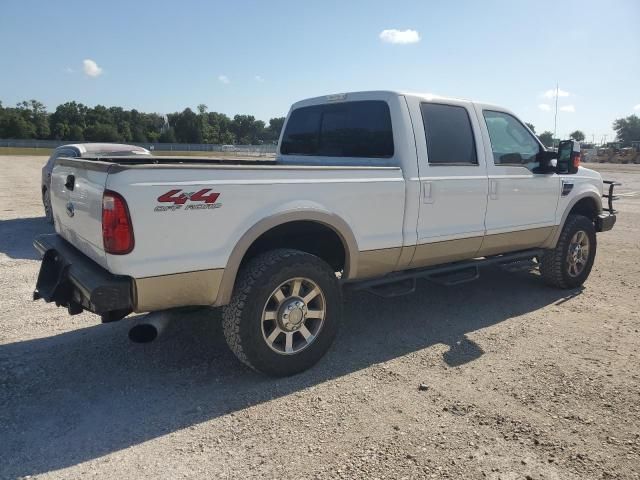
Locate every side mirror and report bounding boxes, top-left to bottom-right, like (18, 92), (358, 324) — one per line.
(557, 140), (580, 174)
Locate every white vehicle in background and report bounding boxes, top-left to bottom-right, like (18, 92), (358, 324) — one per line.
(33, 91), (618, 376)
(41, 143), (151, 223)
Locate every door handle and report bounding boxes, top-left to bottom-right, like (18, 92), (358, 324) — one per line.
(422, 181), (433, 204)
(65, 175), (75, 191)
(489, 179), (498, 200)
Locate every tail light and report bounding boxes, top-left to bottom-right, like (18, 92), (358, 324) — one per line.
(102, 190), (134, 254)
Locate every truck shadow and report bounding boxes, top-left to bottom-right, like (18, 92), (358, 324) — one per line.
(0, 268), (580, 478)
(0, 216), (54, 260)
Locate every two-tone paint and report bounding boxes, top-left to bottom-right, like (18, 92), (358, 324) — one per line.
(49, 91), (607, 313)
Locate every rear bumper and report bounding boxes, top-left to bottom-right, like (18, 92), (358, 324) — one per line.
(33, 234), (133, 317)
(596, 213), (616, 232)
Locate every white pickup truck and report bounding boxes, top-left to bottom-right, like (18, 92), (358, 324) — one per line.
(33, 91), (618, 376)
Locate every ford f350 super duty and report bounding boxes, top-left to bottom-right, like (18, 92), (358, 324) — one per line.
(33, 91), (618, 376)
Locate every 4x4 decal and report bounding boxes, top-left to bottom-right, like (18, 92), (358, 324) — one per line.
(155, 188), (222, 212)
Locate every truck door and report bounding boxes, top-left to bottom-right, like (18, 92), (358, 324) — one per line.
(405, 98), (489, 268)
(474, 107), (560, 256)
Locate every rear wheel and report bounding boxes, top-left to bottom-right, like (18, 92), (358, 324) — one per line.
(222, 249), (342, 376)
(540, 214), (597, 289)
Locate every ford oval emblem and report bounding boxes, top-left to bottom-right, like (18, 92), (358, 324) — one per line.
(65, 202), (75, 217)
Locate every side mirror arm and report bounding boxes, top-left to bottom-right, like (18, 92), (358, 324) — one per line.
(534, 150), (557, 173)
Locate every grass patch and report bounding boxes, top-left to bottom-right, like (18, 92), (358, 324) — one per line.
(0, 147), (53, 156)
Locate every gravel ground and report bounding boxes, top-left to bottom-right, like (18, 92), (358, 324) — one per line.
(0, 156), (639, 480)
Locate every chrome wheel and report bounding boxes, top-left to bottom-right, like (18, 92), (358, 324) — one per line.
(566, 230), (590, 277)
(261, 277), (326, 355)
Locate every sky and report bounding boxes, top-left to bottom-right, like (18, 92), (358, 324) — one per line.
(1, 0), (638, 141)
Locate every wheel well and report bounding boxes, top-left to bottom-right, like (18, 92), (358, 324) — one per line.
(569, 197), (599, 222)
(241, 221), (346, 273)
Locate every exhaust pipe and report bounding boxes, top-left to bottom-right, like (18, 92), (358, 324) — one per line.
(128, 312), (170, 344)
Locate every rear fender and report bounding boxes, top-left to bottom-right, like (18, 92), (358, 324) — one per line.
(214, 209), (358, 306)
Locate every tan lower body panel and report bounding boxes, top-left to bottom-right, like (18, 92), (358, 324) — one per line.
(356, 247), (403, 279)
(410, 236), (483, 269)
(477, 227), (554, 257)
(134, 269), (224, 312)
(356, 227), (554, 279)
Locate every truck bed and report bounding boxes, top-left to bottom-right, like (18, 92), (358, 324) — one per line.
(72, 154), (279, 166)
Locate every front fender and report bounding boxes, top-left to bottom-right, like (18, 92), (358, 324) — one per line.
(543, 187), (602, 249)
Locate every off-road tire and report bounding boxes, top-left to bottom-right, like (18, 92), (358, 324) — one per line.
(43, 189), (54, 224)
(222, 249), (342, 376)
(540, 214), (597, 289)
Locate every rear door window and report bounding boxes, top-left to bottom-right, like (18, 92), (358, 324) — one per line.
(420, 103), (478, 165)
(280, 100), (394, 158)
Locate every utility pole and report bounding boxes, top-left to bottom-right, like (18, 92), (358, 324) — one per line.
(553, 82), (559, 146)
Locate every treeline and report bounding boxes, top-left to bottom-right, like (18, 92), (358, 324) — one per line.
(528, 115), (640, 149)
(0, 100), (285, 145)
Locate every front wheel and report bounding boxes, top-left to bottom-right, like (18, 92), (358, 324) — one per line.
(222, 249), (342, 376)
(540, 214), (597, 289)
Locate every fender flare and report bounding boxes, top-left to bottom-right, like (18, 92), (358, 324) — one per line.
(544, 192), (602, 248)
(214, 210), (359, 306)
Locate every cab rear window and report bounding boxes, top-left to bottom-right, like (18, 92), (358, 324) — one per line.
(280, 100), (394, 158)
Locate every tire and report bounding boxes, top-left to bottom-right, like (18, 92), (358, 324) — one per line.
(43, 189), (54, 224)
(222, 249), (342, 376)
(540, 214), (597, 289)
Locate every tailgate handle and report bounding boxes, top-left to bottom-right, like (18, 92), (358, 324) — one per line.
(65, 175), (75, 191)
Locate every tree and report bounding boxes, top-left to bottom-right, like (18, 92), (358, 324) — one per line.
(84, 123), (122, 142)
(50, 101), (87, 140)
(17, 100), (50, 138)
(569, 130), (585, 142)
(265, 117), (286, 142)
(538, 131), (554, 147)
(68, 124), (84, 141)
(0, 110), (36, 138)
(613, 115), (640, 147)
(158, 127), (176, 143)
(171, 108), (202, 143)
(525, 122), (536, 133)
(0, 97), (283, 145)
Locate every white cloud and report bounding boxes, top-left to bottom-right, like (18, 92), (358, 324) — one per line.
(560, 105), (575, 112)
(255, 75), (264, 82)
(218, 74), (230, 84)
(542, 88), (570, 99)
(538, 103), (551, 111)
(82, 59), (103, 77)
(634, 104), (640, 110)
(379, 29), (420, 44)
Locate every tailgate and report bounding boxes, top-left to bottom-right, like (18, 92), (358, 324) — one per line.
(50, 158), (109, 268)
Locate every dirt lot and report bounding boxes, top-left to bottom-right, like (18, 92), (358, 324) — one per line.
(0, 156), (638, 480)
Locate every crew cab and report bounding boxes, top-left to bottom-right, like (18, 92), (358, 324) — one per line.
(33, 91), (618, 376)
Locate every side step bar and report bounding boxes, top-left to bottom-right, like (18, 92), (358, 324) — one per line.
(345, 248), (543, 296)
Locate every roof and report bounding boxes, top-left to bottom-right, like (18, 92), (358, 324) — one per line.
(58, 143), (150, 154)
(290, 90), (496, 109)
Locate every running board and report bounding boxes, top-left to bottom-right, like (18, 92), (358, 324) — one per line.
(346, 249), (543, 294)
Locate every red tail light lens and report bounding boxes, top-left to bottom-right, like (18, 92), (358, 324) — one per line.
(102, 190), (134, 254)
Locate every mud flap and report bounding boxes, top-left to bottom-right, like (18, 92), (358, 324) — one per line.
(33, 249), (82, 314)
